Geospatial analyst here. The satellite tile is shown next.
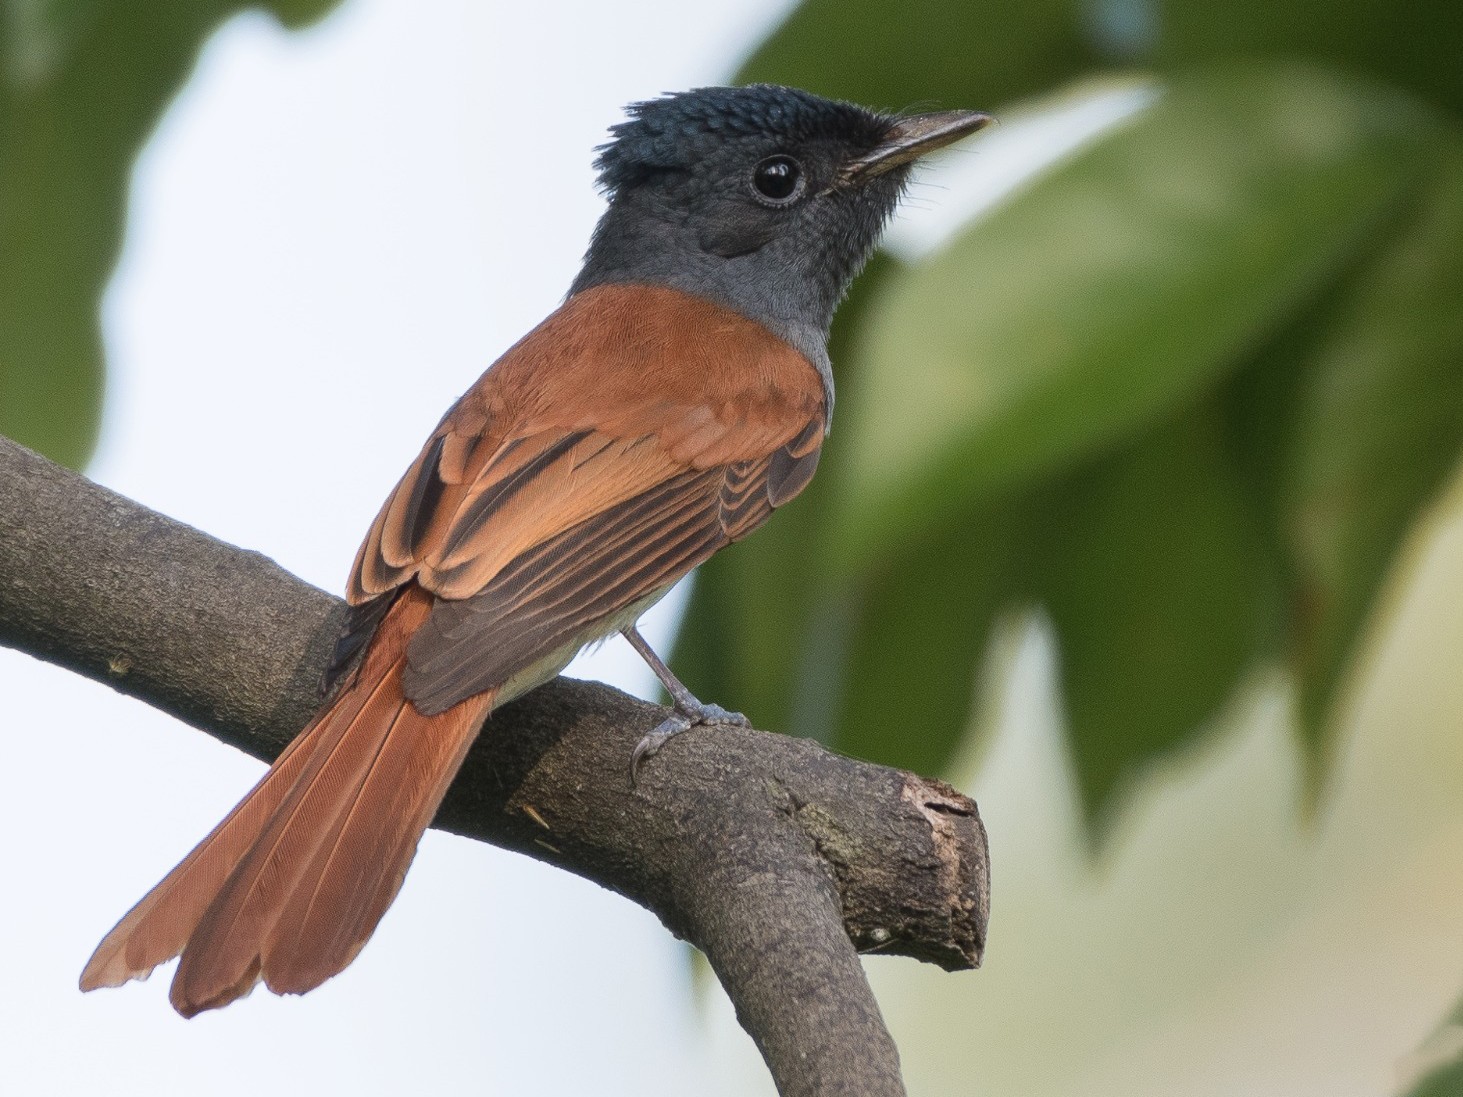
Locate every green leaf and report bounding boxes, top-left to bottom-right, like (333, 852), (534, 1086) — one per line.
(4, 1), (108, 86)
(262, 0), (339, 29)
(1280, 142), (1463, 763)
(829, 507), (1016, 775)
(0, 0), (342, 468)
(669, 491), (828, 733)
(1400, 994), (1463, 1097)
(1029, 404), (1274, 832)
(739, 0), (1463, 122)
(736, 0), (1091, 119)
(826, 66), (1444, 576)
(1405, 1059), (1463, 1097)
(1155, 0), (1463, 120)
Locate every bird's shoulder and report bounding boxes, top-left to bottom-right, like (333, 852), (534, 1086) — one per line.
(456, 281), (823, 464)
(345, 282), (824, 605)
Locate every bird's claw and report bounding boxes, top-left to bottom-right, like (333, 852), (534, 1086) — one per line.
(629, 702), (751, 785)
(630, 713), (692, 784)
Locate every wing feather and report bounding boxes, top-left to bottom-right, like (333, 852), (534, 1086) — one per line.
(401, 449), (797, 715)
(344, 283), (827, 706)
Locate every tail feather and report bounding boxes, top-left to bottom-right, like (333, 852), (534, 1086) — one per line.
(80, 588), (493, 1017)
(167, 668), (411, 1015)
(262, 692), (483, 995)
(78, 710), (339, 992)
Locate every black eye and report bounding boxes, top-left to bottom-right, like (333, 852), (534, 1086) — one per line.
(752, 155), (803, 203)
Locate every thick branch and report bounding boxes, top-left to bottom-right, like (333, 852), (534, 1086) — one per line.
(0, 435), (989, 1097)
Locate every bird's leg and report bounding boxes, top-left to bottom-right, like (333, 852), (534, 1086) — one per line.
(622, 624), (743, 718)
(621, 625), (749, 780)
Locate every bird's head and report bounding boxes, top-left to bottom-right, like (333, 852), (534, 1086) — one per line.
(572, 84), (990, 359)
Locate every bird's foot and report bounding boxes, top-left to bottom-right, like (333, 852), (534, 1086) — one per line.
(630, 700), (750, 784)
(688, 701), (750, 728)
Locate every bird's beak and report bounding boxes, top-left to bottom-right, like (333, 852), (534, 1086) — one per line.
(841, 110), (994, 183)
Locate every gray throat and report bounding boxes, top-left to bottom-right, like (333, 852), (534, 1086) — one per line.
(569, 206), (838, 425)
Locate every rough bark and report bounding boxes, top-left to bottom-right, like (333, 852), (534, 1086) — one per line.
(0, 434), (989, 1097)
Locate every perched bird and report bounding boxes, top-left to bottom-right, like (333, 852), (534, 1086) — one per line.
(79, 84), (989, 1016)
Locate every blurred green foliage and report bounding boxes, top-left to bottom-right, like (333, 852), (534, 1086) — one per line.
(673, 0), (1463, 835)
(1402, 993), (1463, 1097)
(0, 0), (339, 468)
(828, 69), (1435, 576)
(739, 0), (1463, 119)
(1407, 1061), (1463, 1097)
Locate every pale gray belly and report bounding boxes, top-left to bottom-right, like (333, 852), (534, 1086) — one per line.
(491, 583), (676, 710)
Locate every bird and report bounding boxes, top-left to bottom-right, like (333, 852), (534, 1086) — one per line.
(78, 83), (990, 1017)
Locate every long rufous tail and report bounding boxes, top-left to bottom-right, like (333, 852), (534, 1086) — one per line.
(79, 588), (493, 1016)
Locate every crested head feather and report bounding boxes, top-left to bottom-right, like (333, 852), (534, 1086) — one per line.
(593, 84), (893, 196)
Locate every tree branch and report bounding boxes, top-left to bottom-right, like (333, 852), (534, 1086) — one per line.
(0, 435), (989, 1097)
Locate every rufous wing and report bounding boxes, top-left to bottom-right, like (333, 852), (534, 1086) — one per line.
(342, 283), (827, 711)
